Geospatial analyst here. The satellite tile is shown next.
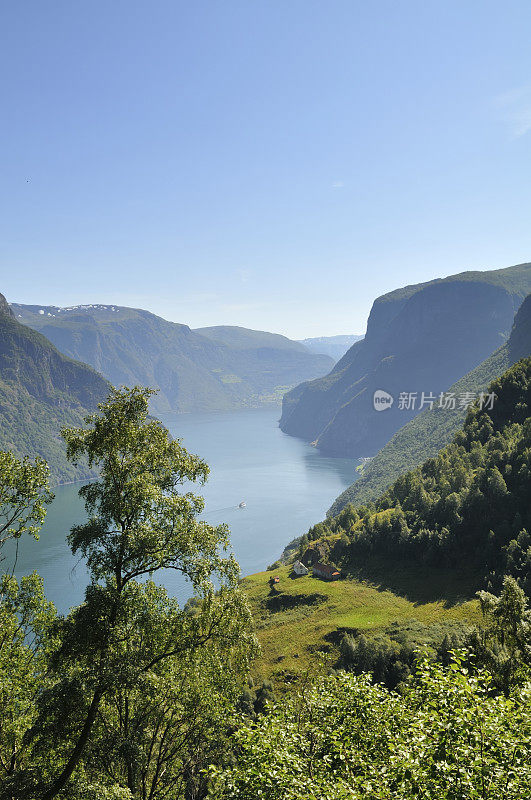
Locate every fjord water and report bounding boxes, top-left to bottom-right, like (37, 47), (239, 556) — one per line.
(7, 408), (357, 613)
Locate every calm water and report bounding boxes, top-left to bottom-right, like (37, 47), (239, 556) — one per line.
(5, 408), (357, 612)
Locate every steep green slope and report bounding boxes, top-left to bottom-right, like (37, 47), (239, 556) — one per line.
(280, 262), (531, 458)
(330, 293), (531, 514)
(0, 294), (109, 483)
(13, 305), (332, 414)
(310, 356), (531, 595)
(298, 334), (364, 361)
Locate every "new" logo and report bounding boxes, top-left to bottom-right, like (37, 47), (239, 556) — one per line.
(373, 390), (394, 412)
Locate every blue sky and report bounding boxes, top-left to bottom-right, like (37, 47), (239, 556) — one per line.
(2, 1), (531, 338)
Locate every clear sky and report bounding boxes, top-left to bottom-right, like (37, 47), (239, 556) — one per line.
(2, 1), (531, 338)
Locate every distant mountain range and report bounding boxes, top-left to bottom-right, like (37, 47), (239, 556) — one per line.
(13, 305), (333, 414)
(0, 294), (109, 483)
(329, 291), (531, 515)
(298, 335), (364, 361)
(280, 262), (531, 459)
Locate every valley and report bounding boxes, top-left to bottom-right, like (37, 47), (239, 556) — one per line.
(13, 304), (333, 414)
(3, 9), (531, 794)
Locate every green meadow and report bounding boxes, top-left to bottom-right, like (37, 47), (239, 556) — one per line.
(241, 565), (480, 686)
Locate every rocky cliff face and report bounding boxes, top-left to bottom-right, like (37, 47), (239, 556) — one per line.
(508, 293), (531, 363)
(280, 263), (531, 458)
(0, 293), (14, 318)
(329, 291), (531, 515)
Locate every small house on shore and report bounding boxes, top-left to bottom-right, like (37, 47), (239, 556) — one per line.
(293, 560), (309, 576)
(313, 561), (341, 581)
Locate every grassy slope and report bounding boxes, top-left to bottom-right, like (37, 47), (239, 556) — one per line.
(241, 564), (479, 686)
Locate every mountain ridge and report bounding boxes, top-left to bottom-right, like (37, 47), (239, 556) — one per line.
(13, 304), (333, 414)
(280, 262), (531, 458)
(329, 290), (531, 514)
(298, 335), (364, 361)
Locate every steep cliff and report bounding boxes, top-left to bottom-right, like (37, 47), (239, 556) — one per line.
(329, 291), (531, 514)
(280, 262), (531, 457)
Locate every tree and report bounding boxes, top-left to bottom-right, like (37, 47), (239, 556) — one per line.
(0, 574), (56, 798)
(0, 452), (53, 795)
(0, 451), (52, 551)
(472, 575), (531, 692)
(28, 386), (256, 800)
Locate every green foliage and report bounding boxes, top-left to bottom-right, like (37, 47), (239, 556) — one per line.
(0, 450), (56, 793)
(35, 386), (257, 799)
(209, 656), (531, 799)
(0, 451), (52, 545)
(0, 295), (109, 484)
(0, 386), (256, 799)
(470, 576), (531, 692)
(0, 574), (57, 790)
(313, 357), (531, 595)
(338, 619), (471, 690)
(237, 678), (276, 718)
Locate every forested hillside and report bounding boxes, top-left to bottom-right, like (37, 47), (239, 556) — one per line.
(13, 304), (332, 414)
(308, 356), (531, 596)
(280, 262), (531, 457)
(0, 294), (109, 483)
(1, 382), (529, 799)
(330, 292), (531, 513)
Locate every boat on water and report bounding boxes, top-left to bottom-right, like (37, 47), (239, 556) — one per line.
(238, 501), (246, 508)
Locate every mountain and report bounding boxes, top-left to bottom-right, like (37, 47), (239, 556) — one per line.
(280, 262), (531, 458)
(0, 294), (109, 483)
(329, 292), (531, 514)
(298, 335), (364, 361)
(310, 354), (531, 596)
(12, 305), (333, 414)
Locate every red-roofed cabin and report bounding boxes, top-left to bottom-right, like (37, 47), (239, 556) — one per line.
(312, 561), (340, 581)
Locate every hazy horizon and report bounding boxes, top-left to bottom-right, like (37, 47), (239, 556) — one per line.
(9, 256), (531, 341)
